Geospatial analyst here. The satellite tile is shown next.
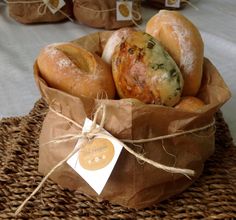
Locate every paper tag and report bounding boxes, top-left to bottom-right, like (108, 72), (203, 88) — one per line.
(116, 0), (132, 21)
(67, 118), (123, 194)
(43, 0), (66, 14)
(165, 0), (180, 8)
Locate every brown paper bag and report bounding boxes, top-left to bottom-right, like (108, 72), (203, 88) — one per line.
(73, 0), (142, 30)
(8, 0), (73, 24)
(144, 0), (188, 9)
(34, 32), (231, 208)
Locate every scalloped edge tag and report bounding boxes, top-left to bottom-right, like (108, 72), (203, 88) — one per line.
(116, 0), (133, 21)
(67, 118), (123, 195)
(42, 0), (66, 14)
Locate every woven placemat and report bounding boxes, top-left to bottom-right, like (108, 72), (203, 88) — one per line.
(0, 99), (236, 219)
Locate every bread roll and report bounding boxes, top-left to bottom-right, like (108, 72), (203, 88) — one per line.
(37, 42), (116, 99)
(112, 31), (184, 106)
(175, 96), (205, 112)
(146, 10), (204, 96)
(102, 27), (136, 64)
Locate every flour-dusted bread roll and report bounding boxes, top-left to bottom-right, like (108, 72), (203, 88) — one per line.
(112, 31), (184, 106)
(102, 28), (137, 64)
(146, 10), (204, 96)
(37, 42), (116, 99)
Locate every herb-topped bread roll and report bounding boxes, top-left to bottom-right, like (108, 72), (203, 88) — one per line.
(112, 31), (184, 106)
(37, 42), (116, 99)
(102, 27), (137, 64)
(146, 10), (204, 96)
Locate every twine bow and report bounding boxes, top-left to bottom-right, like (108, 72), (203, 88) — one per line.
(38, 0), (53, 16)
(15, 102), (216, 215)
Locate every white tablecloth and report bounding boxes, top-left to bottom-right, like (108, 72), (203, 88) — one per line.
(0, 0), (235, 142)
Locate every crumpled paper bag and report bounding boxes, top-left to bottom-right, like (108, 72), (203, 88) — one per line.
(34, 31), (231, 208)
(73, 0), (142, 30)
(8, 0), (73, 24)
(144, 0), (188, 9)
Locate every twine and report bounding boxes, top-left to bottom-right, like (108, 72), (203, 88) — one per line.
(4, 0), (73, 21)
(77, 3), (141, 20)
(15, 103), (215, 215)
(121, 119), (215, 144)
(78, 5), (116, 13)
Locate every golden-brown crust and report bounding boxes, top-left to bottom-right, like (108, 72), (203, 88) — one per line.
(102, 27), (136, 64)
(37, 42), (115, 99)
(112, 31), (184, 106)
(174, 96), (205, 112)
(112, 40), (157, 103)
(146, 10), (204, 96)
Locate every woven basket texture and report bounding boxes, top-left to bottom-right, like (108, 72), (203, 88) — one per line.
(0, 98), (235, 219)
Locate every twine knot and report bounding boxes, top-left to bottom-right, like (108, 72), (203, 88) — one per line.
(38, 0), (50, 15)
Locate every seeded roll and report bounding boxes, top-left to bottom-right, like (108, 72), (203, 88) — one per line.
(112, 31), (184, 106)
